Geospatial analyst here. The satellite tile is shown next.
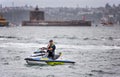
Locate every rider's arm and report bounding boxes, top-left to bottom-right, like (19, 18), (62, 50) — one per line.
(47, 43), (50, 49)
(48, 45), (55, 51)
(48, 48), (53, 51)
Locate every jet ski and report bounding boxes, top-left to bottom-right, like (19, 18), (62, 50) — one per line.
(25, 57), (75, 66)
(24, 50), (75, 66)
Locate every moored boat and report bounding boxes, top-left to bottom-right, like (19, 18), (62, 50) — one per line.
(0, 14), (9, 27)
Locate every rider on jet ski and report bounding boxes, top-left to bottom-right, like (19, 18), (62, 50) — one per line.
(47, 40), (56, 59)
(41, 40), (56, 59)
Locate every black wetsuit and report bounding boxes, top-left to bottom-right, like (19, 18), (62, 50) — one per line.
(47, 44), (56, 59)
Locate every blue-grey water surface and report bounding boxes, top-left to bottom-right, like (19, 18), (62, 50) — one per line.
(0, 25), (120, 77)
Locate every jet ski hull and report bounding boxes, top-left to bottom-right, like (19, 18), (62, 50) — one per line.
(25, 57), (75, 66)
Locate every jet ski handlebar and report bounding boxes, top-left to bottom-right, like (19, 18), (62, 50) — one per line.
(40, 47), (48, 50)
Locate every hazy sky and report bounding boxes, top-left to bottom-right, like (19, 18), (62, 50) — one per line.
(0, 0), (120, 7)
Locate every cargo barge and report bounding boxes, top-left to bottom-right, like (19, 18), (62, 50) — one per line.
(22, 6), (91, 26)
(22, 20), (91, 26)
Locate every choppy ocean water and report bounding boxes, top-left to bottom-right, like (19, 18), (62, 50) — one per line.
(0, 25), (120, 77)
